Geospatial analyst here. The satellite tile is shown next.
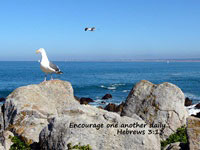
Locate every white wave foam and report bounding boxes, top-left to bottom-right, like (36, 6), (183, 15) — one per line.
(100, 83), (126, 90)
(100, 85), (106, 88)
(122, 90), (130, 93)
(107, 87), (116, 90)
(112, 83), (125, 86)
(186, 104), (200, 115)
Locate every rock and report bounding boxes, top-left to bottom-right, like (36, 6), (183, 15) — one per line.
(187, 116), (200, 150)
(101, 101), (106, 104)
(39, 105), (161, 150)
(104, 102), (125, 113)
(74, 96), (80, 101)
(0, 98), (5, 103)
(102, 94), (112, 100)
(0, 143), (5, 150)
(79, 97), (94, 105)
(3, 131), (14, 150)
(121, 80), (188, 140)
(97, 106), (103, 109)
(163, 142), (188, 150)
(184, 97), (192, 106)
(104, 103), (117, 112)
(195, 103), (200, 109)
(116, 102), (125, 113)
(0, 105), (4, 133)
(194, 112), (200, 118)
(4, 80), (80, 144)
(164, 142), (181, 150)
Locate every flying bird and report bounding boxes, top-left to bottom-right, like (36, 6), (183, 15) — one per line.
(36, 48), (63, 81)
(85, 27), (96, 31)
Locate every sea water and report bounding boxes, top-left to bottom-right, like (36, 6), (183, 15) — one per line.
(0, 61), (200, 107)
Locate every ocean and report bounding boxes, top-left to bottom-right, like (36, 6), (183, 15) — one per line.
(0, 61), (200, 107)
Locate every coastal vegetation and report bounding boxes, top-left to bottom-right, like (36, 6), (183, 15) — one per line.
(161, 126), (187, 149)
(67, 143), (92, 150)
(9, 135), (31, 150)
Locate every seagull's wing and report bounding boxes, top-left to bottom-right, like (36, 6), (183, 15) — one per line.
(85, 28), (88, 31)
(49, 61), (60, 72)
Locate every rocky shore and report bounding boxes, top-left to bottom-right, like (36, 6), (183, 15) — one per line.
(0, 80), (200, 150)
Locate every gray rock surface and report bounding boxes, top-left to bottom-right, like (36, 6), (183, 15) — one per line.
(4, 80), (80, 144)
(39, 105), (160, 150)
(163, 142), (188, 150)
(0, 105), (4, 133)
(187, 116), (200, 150)
(3, 131), (13, 150)
(121, 80), (188, 140)
(0, 143), (5, 150)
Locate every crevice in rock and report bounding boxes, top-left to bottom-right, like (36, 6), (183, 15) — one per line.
(1, 104), (5, 130)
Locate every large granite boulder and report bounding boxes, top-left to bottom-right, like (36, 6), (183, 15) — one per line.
(39, 105), (160, 150)
(187, 116), (200, 150)
(121, 80), (188, 140)
(3, 80), (80, 144)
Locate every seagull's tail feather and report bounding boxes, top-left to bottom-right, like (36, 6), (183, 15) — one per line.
(56, 71), (63, 74)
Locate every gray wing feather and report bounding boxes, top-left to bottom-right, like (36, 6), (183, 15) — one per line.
(49, 61), (60, 72)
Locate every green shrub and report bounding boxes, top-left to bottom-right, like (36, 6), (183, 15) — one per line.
(161, 126), (187, 149)
(9, 135), (31, 150)
(67, 142), (92, 150)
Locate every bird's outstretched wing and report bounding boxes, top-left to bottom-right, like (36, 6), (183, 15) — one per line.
(85, 28), (88, 31)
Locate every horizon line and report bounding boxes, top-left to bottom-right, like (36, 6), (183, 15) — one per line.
(1, 58), (200, 62)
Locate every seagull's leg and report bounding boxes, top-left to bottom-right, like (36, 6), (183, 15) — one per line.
(51, 74), (53, 80)
(44, 74), (47, 82)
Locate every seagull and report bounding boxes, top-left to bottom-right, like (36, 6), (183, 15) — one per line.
(36, 48), (63, 81)
(85, 27), (96, 31)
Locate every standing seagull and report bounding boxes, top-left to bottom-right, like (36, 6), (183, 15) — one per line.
(36, 48), (63, 81)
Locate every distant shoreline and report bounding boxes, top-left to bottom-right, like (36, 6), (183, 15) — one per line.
(1, 59), (200, 62)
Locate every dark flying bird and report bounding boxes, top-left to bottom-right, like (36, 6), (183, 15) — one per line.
(85, 27), (96, 31)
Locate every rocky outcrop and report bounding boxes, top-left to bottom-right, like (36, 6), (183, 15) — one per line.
(195, 103), (200, 109)
(102, 94), (112, 100)
(79, 97), (94, 105)
(39, 105), (160, 150)
(74, 96), (94, 105)
(192, 112), (200, 118)
(116, 102), (125, 113)
(104, 103), (117, 112)
(0, 105), (4, 133)
(0, 98), (5, 103)
(104, 102), (125, 113)
(2, 80), (161, 150)
(3, 80), (80, 144)
(187, 116), (200, 150)
(121, 80), (188, 140)
(184, 97), (192, 106)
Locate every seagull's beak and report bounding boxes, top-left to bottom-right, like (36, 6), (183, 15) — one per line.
(36, 50), (40, 54)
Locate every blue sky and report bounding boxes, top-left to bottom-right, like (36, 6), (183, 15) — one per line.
(0, 0), (200, 61)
